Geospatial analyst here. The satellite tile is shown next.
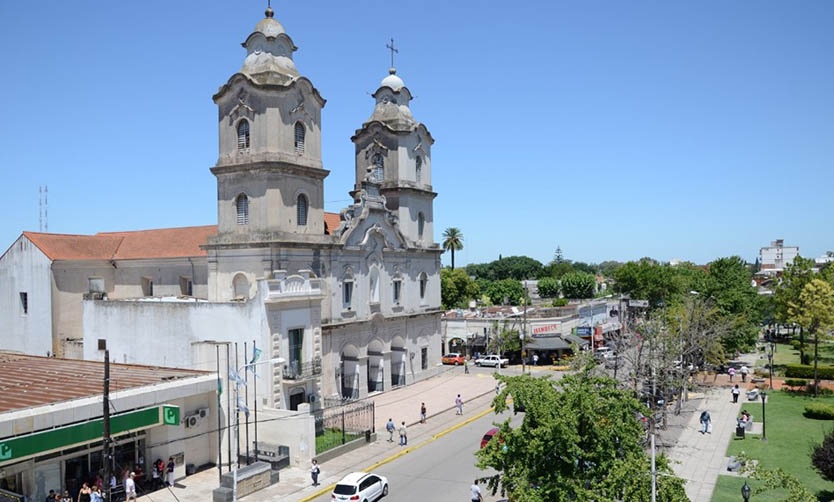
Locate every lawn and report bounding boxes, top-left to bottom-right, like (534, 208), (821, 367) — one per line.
(315, 428), (363, 454)
(712, 391), (834, 501)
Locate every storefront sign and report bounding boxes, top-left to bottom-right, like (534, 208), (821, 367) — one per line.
(0, 404), (179, 464)
(531, 322), (561, 337)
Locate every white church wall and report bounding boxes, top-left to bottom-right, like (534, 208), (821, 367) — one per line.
(0, 236), (53, 356)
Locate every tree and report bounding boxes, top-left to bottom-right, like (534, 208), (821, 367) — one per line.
(612, 259), (689, 308)
(812, 429), (834, 483)
(484, 279), (525, 306)
(789, 279), (834, 396)
(440, 268), (479, 310)
(441, 227), (464, 270)
(477, 369), (686, 501)
(536, 277), (560, 298)
(774, 256), (817, 364)
(560, 271), (596, 299)
(465, 256), (544, 281)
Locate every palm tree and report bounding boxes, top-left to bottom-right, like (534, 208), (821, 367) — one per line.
(442, 227), (464, 270)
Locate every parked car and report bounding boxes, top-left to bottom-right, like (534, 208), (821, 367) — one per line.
(480, 427), (500, 449)
(441, 353), (466, 365)
(332, 471), (388, 502)
(474, 355), (509, 368)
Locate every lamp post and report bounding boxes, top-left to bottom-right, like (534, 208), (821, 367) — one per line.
(741, 480), (751, 501)
(767, 343), (774, 391)
(232, 356), (285, 502)
(761, 390), (767, 442)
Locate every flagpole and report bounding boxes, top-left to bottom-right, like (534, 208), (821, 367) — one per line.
(253, 339), (259, 463)
(216, 343), (222, 484)
(226, 343), (232, 473)
(244, 341), (250, 465)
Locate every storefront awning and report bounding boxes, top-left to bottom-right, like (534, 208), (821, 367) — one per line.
(528, 336), (570, 350)
(564, 334), (590, 347)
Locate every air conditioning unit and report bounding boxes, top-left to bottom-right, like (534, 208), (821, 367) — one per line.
(198, 408), (209, 419)
(184, 414), (200, 428)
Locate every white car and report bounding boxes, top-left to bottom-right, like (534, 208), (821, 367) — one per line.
(332, 471), (388, 502)
(475, 355), (509, 368)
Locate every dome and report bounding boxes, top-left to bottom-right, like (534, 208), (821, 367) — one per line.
(380, 68), (405, 91)
(254, 7), (286, 38)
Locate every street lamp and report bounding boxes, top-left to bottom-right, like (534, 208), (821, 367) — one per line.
(767, 343), (774, 391)
(741, 480), (751, 501)
(761, 390), (767, 442)
(232, 356), (285, 502)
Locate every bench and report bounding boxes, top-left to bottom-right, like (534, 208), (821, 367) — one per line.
(746, 389), (759, 401)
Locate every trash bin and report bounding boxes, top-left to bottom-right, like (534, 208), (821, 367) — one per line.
(365, 430), (372, 442)
(736, 425), (745, 438)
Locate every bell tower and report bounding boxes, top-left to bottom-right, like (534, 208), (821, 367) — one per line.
(350, 47), (436, 248)
(211, 6), (328, 238)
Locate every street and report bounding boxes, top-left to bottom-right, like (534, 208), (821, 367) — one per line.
(309, 407), (519, 502)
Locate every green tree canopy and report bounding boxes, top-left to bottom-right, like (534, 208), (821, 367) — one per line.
(440, 268), (479, 310)
(478, 370), (686, 501)
(441, 227), (464, 270)
(789, 279), (834, 394)
(465, 256), (544, 281)
(485, 279), (526, 305)
(536, 277), (560, 298)
(560, 271), (596, 299)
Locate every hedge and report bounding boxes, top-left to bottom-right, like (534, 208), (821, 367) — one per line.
(784, 379), (808, 389)
(784, 364), (834, 380)
(804, 403), (834, 420)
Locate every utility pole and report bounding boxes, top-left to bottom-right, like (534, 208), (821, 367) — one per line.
(103, 349), (112, 502)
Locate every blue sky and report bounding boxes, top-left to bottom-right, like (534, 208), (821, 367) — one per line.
(1, 1), (832, 267)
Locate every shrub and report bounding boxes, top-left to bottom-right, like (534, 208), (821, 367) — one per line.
(804, 403), (834, 420)
(813, 430), (834, 481)
(791, 340), (802, 351)
(784, 364), (834, 380)
(551, 298), (569, 307)
(784, 378), (808, 389)
(807, 383), (834, 396)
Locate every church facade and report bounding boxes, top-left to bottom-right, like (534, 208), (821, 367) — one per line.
(0, 7), (443, 408)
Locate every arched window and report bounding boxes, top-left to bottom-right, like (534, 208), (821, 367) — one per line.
(369, 267), (380, 303)
(237, 120), (250, 150)
(297, 193), (308, 226)
(342, 269), (354, 310)
(294, 122), (305, 154)
(419, 272), (428, 302)
(233, 273), (249, 300)
(415, 156), (422, 183)
(417, 212), (425, 240)
(372, 153), (384, 183)
(236, 194), (249, 225)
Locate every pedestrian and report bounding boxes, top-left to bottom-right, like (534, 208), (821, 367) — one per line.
(699, 410), (711, 434)
(385, 418), (396, 442)
(464, 358), (469, 374)
(166, 457), (175, 487)
(310, 459), (320, 486)
(533, 353), (539, 366)
(455, 394), (463, 415)
(47, 490), (56, 502)
(420, 402), (427, 424)
(77, 482), (92, 502)
(728, 367), (736, 382)
(89, 486), (103, 502)
(60, 491), (72, 502)
(495, 383), (500, 395)
(470, 479), (483, 502)
(732, 384), (740, 404)
(740, 364), (749, 383)
(124, 472), (136, 502)
(398, 421), (408, 446)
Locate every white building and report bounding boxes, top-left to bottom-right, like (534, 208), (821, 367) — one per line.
(759, 239), (799, 274)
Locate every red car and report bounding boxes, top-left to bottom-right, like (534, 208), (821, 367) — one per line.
(441, 353), (465, 365)
(480, 427), (499, 449)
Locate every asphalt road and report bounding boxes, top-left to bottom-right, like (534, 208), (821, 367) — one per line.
(309, 407), (519, 502)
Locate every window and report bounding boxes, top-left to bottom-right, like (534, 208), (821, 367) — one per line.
(180, 276), (193, 296)
(297, 194), (308, 226)
(233, 273), (249, 300)
(88, 277), (105, 293)
(372, 153), (384, 183)
(415, 156), (422, 183)
(421, 347), (428, 370)
(294, 122), (305, 154)
(237, 119), (250, 150)
(393, 279), (402, 305)
(236, 194), (249, 225)
(369, 267), (380, 303)
(19, 292), (28, 315)
(141, 277), (154, 297)
(419, 273), (428, 302)
(417, 212), (425, 240)
(288, 328), (304, 374)
(343, 279), (353, 309)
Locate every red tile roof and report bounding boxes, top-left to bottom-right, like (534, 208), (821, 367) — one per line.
(0, 352), (209, 413)
(324, 212), (341, 235)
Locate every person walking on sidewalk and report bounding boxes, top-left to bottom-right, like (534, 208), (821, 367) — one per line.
(464, 358), (470, 374)
(399, 421), (408, 446)
(310, 459), (320, 486)
(420, 402), (427, 424)
(700, 410), (711, 434)
(728, 367), (736, 382)
(740, 364), (749, 383)
(470, 479), (483, 502)
(385, 418), (396, 442)
(732, 384), (740, 403)
(455, 394), (463, 415)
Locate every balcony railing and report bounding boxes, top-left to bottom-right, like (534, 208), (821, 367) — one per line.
(282, 358), (322, 381)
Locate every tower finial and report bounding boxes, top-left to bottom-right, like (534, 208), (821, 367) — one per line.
(265, 0), (274, 18)
(386, 38), (398, 73)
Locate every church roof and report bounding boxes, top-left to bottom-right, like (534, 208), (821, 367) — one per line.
(21, 213), (342, 261)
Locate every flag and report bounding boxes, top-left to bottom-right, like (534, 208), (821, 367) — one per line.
(237, 396), (250, 417)
(217, 376), (223, 396)
(248, 347), (263, 378)
(229, 369), (246, 388)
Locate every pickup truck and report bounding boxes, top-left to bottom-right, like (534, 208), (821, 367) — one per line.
(474, 355), (509, 368)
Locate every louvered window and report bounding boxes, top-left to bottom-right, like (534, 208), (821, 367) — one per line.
(419, 273), (428, 302)
(236, 194), (249, 225)
(416, 156), (422, 183)
(297, 194), (308, 226)
(417, 212), (425, 240)
(294, 122), (305, 154)
(372, 153), (384, 182)
(237, 120), (250, 150)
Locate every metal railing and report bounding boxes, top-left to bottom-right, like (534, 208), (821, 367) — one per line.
(282, 358), (322, 380)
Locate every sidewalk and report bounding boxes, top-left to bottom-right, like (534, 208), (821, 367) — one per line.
(666, 352), (761, 501)
(137, 364), (532, 502)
